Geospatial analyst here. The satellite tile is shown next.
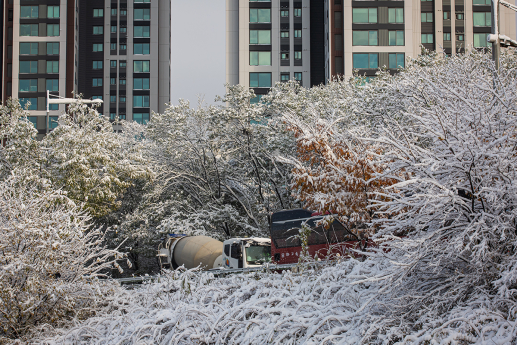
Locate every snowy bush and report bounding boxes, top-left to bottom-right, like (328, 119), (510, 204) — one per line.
(0, 175), (123, 340)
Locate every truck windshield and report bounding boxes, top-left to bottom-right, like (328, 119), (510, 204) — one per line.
(246, 245), (271, 265)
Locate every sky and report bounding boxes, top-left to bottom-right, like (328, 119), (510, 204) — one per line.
(170, 0), (226, 106)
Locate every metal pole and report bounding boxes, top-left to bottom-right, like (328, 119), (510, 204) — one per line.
(492, 0), (500, 69)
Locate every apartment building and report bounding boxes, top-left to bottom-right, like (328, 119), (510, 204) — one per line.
(227, 0), (516, 92)
(1, 0), (170, 135)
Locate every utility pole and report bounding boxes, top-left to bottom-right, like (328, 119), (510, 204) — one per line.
(491, 0), (500, 69)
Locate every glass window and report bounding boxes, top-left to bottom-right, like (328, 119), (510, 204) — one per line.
(294, 51), (302, 60)
(250, 8), (271, 23)
(20, 42), (38, 55)
(353, 31), (378, 46)
(249, 72), (271, 88)
(281, 31), (289, 38)
(47, 6), (59, 18)
(46, 79), (59, 91)
(110, 78), (116, 85)
(20, 24), (38, 36)
(281, 10), (289, 17)
(93, 43), (103, 52)
(250, 30), (271, 44)
(456, 13), (464, 20)
(93, 9), (103, 17)
(110, 60), (117, 68)
(133, 95), (150, 107)
(352, 8), (377, 23)
(473, 12), (491, 26)
(352, 53), (378, 69)
(294, 30), (302, 38)
(444, 12), (451, 20)
(110, 113), (116, 120)
(47, 24), (60, 36)
(250, 95), (263, 104)
(111, 8), (117, 16)
(133, 113), (150, 124)
(120, 9), (127, 16)
(20, 6), (38, 18)
(134, 8), (151, 20)
(134, 26), (150, 37)
(281, 73), (289, 81)
(457, 34), (464, 41)
(28, 116), (38, 128)
(134, 43), (150, 54)
(474, 33), (489, 47)
(421, 33), (434, 44)
(250, 0), (271, 2)
(93, 61), (103, 69)
(49, 116), (58, 129)
(294, 8), (301, 17)
(92, 78), (102, 87)
(92, 96), (103, 101)
(110, 43), (117, 50)
(250, 51), (271, 66)
(473, 0), (491, 4)
(120, 44), (127, 50)
(111, 26), (117, 33)
(20, 98), (37, 110)
(120, 96), (126, 103)
(389, 8), (404, 23)
(120, 27), (127, 33)
(93, 26), (104, 35)
(134, 60), (150, 72)
(281, 52), (289, 60)
(19, 79), (37, 92)
(421, 13), (433, 22)
(120, 61), (126, 68)
(47, 42), (59, 55)
(134, 78), (150, 89)
(389, 30), (404, 46)
(119, 79), (126, 85)
(388, 53), (404, 68)
(46, 61), (59, 73)
(110, 95), (116, 102)
(444, 33), (451, 41)
(19, 61), (38, 74)
(294, 72), (302, 82)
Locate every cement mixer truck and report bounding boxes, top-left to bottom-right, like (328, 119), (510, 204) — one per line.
(157, 234), (271, 271)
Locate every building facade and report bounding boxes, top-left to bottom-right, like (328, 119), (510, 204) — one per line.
(1, 0), (170, 136)
(227, 0), (516, 92)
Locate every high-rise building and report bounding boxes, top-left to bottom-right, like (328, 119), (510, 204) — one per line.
(77, 0), (171, 124)
(1, 0), (170, 136)
(227, 0), (516, 92)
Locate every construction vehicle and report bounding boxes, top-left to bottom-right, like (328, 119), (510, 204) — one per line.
(157, 234), (271, 271)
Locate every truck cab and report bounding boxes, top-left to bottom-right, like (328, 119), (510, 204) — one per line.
(222, 238), (271, 269)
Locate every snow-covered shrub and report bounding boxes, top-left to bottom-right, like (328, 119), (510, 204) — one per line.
(0, 174), (123, 340)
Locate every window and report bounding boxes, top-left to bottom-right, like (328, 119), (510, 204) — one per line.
(388, 53), (404, 69)
(281, 52), (289, 60)
(93, 61), (103, 69)
(47, 61), (59, 73)
(353, 31), (378, 46)
(120, 61), (127, 68)
(20, 24), (38, 36)
(294, 51), (301, 60)
(133, 113), (150, 124)
(111, 26), (117, 33)
(47, 42), (59, 55)
(92, 78), (102, 87)
(421, 33), (434, 44)
(250, 9), (271, 23)
(389, 8), (404, 23)
(294, 8), (301, 17)
(47, 24), (60, 36)
(120, 27), (127, 33)
(93, 43), (104, 52)
(46, 79), (59, 91)
(110, 61), (117, 68)
(120, 44), (127, 50)
(134, 43), (150, 54)
(473, 0), (490, 4)
(281, 73), (289, 81)
(110, 113), (116, 120)
(20, 6), (38, 18)
(93, 26), (104, 35)
(47, 6), (59, 18)
(352, 8), (377, 23)
(281, 31), (289, 38)
(249, 72), (271, 88)
(457, 34), (464, 41)
(250, 0), (271, 2)
(352, 53), (378, 69)
(421, 12), (433, 22)
(93, 9), (103, 17)
(92, 96), (103, 100)
(111, 8), (117, 16)
(281, 10), (289, 17)
(456, 13), (464, 20)
(134, 60), (150, 72)
(49, 116), (58, 129)
(20, 98), (37, 110)
(294, 30), (302, 38)
(48, 103), (58, 111)
(473, 12), (491, 26)
(250, 95), (263, 104)
(110, 43), (117, 50)
(134, 26), (150, 37)
(250, 51), (271, 66)
(133, 95), (149, 107)
(120, 9), (127, 16)
(474, 33), (489, 47)
(119, 79), (126, 85)
(444, 33), (451, 41)
(20, 61), (38, 74)
(134, 8), (150, 20)
(389, 30), (404, 46)
(110, 78), (116, 85)
(444, 12), (451, 20)
(294, 72), (302, 82)
(19, 79), (37, 92)
(20, 42), (38, 55)
(250, 30), (271, 44)
(134, 78), (150, 89)
(120, 96), (126, 103)
(28, 116), (38, 128)
(110, 95), (116, 102)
